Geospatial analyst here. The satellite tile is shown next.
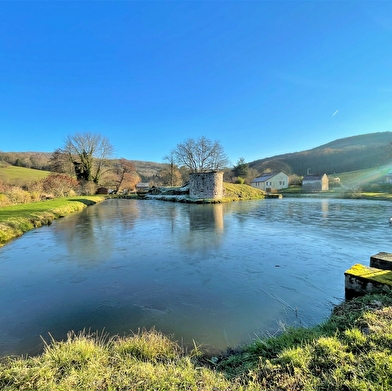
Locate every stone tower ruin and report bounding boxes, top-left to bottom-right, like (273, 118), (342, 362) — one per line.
(189, 171), (224, 199)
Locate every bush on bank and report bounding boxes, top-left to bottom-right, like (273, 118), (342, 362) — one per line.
(1, 294), (392, 390)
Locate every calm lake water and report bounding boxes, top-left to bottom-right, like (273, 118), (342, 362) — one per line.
(1, 197), (392, 356)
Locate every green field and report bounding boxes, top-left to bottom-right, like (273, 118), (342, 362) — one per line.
(329, 164), (392, 188)
(0, 165), (51, 185)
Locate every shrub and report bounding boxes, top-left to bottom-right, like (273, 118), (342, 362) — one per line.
(41, 174), (79, 197)
(78, 181), (98, 195)
(0, 193), (11, 207)
(7, 186), (32, 204)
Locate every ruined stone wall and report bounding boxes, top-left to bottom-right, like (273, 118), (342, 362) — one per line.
(189, 171), (223, 199)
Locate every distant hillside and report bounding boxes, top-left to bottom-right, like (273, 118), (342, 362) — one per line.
(249, 132), (392, 175)
(0, 151), (164, 181)
(3, 132), (392, 180)
(131, 161), (164, 181)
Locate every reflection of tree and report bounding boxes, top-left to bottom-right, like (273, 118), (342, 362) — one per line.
(52, 200), (139, 268)
(50, 200), (236, 267)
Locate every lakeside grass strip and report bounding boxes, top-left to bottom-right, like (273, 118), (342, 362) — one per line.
(0, 196), (106, 247)
(1, 294), (392, 390)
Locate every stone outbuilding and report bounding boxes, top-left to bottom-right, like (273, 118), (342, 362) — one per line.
(302, 174), (329, 191)
(96, 187), (109, 195)
(189, 171), (224, 199)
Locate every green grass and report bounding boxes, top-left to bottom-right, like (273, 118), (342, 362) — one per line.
(0, 166), (51, 185)
(2, 294), (392, 390)
(222, 183), (265, 201)
(329, 164), (392, 188)
(0, 196), (106, 247)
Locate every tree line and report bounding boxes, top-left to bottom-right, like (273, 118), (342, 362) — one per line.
(1, 133), (262, 197)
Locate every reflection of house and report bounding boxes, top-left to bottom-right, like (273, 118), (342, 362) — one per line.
(302, 174), (329, 191)
(251, 172), (289, 192)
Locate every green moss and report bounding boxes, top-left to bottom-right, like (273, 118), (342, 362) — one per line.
(345, 264), (392, 286)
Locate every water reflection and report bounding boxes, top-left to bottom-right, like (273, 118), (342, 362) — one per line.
(50, 200), (140, 267)
(1, 198), (392, 356)
(184, 204), (225, 251)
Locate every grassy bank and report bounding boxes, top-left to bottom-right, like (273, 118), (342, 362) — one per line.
(1, 294), (392, 390)
(281, 187), (392, 201)
(0, 196), (106, 247)
(222, 183), (265, 201)
(141, 183), (265, 203)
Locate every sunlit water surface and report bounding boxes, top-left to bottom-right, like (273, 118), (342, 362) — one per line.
(1, 198), (392, 356)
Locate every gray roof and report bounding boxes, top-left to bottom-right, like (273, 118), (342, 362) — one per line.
(303, 174), (326, 181)
(252, 172), (283, 183)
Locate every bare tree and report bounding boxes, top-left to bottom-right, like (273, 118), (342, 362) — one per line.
(111, 158), (140, 193)
(161, 151), (182, 186)
(62, 132), (114, 184)
(173, 136), (229, 173)
(246, 168), (259, 184)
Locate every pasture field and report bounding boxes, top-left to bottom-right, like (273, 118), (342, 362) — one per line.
(329, 164), (392, 188)
(0, 165), (51, 185)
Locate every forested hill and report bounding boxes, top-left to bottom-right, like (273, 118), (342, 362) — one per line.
(249, 132), (392, 176)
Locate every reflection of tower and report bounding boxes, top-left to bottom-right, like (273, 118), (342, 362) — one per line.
(189, 204), (224, 232)
(186, 204), (225, 250)
(213, 204), (224, 233)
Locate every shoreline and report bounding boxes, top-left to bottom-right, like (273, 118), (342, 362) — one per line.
(0, 195), (106, 247)
(1, 293), (391, 390)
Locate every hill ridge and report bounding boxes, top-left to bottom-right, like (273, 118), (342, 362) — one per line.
(249, 131), (392, 175)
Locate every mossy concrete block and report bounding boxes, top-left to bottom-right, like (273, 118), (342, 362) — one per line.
(345, 263), (392, 296)
(370, 252), (392, 270)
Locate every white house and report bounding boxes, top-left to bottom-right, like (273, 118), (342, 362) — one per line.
(251, 172), (289, 192)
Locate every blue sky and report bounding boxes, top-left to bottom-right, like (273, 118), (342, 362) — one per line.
(1, 1), (392, 165)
